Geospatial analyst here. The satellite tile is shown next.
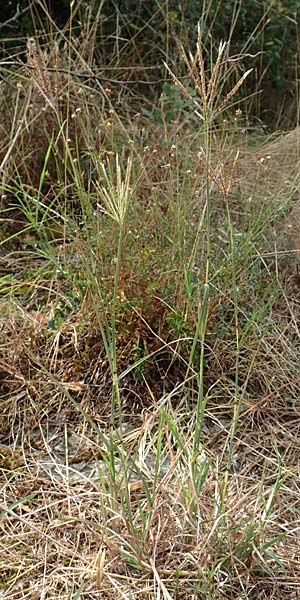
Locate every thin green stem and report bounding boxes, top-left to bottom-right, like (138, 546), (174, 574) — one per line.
(110, 222), (124, 423)
(192, 115), (212, 473)
(224, 195), (241, 482)
(204, 119), (212, 286)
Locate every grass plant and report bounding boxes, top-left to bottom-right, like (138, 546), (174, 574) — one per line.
(0, 3), (299, 599)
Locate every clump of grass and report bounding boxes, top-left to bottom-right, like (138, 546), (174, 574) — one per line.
(0, 4), (300, 600)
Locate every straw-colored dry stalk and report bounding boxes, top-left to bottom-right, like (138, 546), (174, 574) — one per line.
(20, 37), (57, 111)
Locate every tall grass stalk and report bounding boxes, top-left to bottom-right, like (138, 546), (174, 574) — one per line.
(96, 155), (133, 421)
(215, 150), (243, 493)
(166, 29), (252, 473)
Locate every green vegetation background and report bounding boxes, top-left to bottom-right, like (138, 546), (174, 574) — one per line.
(1, 0), (299, 126)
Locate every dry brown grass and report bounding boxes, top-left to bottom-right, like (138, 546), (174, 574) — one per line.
(1, 262), (300, 599)
(0, 417), (299, 600)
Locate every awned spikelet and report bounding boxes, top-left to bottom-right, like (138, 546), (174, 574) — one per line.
(96, 155), (133, 226)
(164, 24), (252, 123)
(19, 37), (57, 111)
